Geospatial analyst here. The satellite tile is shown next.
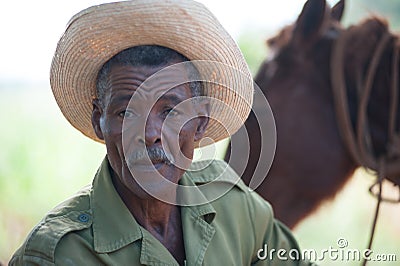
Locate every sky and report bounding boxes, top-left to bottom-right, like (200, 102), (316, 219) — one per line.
(0, 0), (338, 83)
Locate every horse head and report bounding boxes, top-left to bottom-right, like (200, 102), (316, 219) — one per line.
(256, 0), (345, 91)
(228, 0), (400, 228)
(228, 0), (356, 228)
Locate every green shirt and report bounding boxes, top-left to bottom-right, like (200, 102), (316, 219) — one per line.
(10, 158), (312, 265)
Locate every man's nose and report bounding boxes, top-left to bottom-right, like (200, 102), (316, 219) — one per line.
(143, 116), (162, 146)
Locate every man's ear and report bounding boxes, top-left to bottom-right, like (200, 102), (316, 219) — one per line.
(194, 100), (210, 141)
(92, 98), (105, 140)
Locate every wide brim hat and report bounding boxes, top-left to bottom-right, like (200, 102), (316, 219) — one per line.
(50, 0), (254, 146)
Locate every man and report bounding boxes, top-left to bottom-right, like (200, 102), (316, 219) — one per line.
(10, 1), (311, 265)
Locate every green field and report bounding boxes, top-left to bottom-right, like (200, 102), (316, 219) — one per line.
(0, 86), (104, 262)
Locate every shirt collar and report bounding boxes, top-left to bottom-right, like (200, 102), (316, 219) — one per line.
(90, 157), (225, 253)
(178, 159), (248, 211)
(90, 157), (142, 253)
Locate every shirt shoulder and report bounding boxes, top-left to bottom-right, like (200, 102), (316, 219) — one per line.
(187, 159), (273, 209)
(187, 159), (251, 192)
(9, 185), (93, 265)
(188, 160), (311, 265)
(185, 159), (276, 230)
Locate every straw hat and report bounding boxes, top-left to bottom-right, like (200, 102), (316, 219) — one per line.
(50, 0), (253, 146)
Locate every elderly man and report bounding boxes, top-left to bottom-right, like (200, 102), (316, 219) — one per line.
(10, 1), (311, 265)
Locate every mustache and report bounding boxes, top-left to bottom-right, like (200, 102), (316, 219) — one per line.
(127, 147), (174, 165)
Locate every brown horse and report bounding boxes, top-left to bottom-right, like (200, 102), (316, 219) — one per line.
(225, 0), (400, 229)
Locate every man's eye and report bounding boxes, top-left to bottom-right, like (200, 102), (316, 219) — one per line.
(164, 108), (179, 117)
(119, 110), (137, 119)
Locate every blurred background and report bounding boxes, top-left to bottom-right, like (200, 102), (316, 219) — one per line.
(1, 0), (400, 265)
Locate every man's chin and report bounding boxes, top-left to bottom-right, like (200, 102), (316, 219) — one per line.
(130, 163), (178, 185)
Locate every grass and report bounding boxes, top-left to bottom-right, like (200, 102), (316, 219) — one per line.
(0, 86), (105, 262)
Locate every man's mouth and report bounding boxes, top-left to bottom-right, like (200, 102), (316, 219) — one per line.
(132, 158), (165, 170)
(127, 147), (173, 170)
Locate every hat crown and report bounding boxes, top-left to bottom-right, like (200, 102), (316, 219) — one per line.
(50, 0), (253, 145)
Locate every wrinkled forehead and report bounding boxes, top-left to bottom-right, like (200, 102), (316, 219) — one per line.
(106, 63), (195, 102)
(117, 60), (196, 83)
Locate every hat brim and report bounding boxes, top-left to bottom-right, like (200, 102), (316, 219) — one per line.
(50, 0), (253, 146)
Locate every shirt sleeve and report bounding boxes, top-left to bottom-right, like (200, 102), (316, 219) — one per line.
(247, 191), (314, 266)
(8, 209), (93, 266)
(9, 249), (55, 266)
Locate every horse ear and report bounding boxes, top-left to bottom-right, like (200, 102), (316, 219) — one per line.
(331, 0), (345, 22)
(292, 0), (327, 45)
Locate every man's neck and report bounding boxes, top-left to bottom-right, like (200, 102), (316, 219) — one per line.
(131, 197), (178, 238)
(110, 169), (177, 234)
(109, 167), (186, 264)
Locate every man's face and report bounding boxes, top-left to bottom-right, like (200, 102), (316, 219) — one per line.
(92, 63), (208, 201)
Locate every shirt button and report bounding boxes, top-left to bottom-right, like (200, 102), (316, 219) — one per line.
(78, 213), (90, 223)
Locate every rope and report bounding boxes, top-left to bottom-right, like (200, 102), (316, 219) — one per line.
(331, 28), (400, 184)
(389, 39), (400, 158)
(331, 29), (400, 178)
(356, 32), (391, 168)
(331, 26), (400, 266)
(362, 158), (384, 266)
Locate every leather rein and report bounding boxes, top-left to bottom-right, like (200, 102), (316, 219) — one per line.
(331, 26), (400, 265)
